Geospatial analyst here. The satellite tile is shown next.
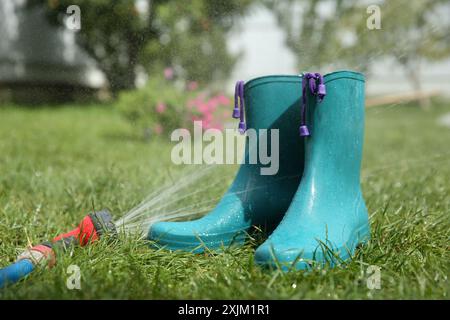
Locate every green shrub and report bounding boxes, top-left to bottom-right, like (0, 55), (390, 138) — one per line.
(116, 73), (231, 140)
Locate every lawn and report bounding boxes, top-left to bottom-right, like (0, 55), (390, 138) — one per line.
(0, 100), (449, 299)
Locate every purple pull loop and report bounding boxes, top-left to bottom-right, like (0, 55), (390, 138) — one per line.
(238, 121), (246, 134)
(300, 72), (326, 137)
(316, 73), (326, 101)
(308, 77), (317, 93)
(317, 84), (326, 101)
(232, 107), (240, 119)
(233, 81), (240, 119)
(299, 125), (310, 137)
(233, 80), (246, 134)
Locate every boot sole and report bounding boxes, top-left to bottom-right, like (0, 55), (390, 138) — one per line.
(255, 224), (371, 271)
(149, 229), (249, 253)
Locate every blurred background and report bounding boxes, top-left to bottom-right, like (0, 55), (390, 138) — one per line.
(1, 0), (449, 138)
(0, 0), (449, 299)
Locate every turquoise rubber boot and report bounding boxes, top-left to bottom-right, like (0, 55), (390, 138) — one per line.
(255, 70), (370, 270)
(149, 76), (305, 252)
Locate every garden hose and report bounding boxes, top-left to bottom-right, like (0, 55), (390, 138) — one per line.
(0, 209), (116, 288)
(0, 260), (35, 288)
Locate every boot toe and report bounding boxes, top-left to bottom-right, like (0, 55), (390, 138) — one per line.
(254, 238), (355, 271)
(255, 241), (315, 270)
(149, 220), (247, 253)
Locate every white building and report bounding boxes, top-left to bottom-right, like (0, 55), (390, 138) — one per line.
(0, 0), (107, 102)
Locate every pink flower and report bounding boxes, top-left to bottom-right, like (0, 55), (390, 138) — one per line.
(187, 81), (198, 91)
(154, 124), (163, 135)
(156, 102), (166, 114)
(202, 120), (211, 129)
(197, 102), (210, 114)
(164, 67), (174, 80)
(216, 94), (230, 105)
(207, 97), (219, 111)
(204, 113), (213, 122)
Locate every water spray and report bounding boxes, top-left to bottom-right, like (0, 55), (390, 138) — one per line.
(0, 166), (224, 288)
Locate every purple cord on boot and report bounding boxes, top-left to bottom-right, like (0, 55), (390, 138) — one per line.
(233, 81), (241, 119)
(233, 80), (246, 134)
(300, 72), (326, 137)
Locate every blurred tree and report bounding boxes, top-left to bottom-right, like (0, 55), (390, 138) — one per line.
(29, 0), (254, 94)
(268, 0), (450, 106)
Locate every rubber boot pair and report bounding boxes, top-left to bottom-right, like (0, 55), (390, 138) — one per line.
(149, 71), (370, 270)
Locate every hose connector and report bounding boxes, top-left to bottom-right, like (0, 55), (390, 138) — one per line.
(16, 244), (55, 268)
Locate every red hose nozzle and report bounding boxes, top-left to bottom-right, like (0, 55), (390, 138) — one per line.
(53, 209), (116, 247)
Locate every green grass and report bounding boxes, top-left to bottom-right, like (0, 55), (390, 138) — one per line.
(0, 100), (449, 299)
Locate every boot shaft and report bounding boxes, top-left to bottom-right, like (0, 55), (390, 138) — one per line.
(244, 75), (303, 132)
(305, 71), (365, 186)
(241, 75), (304, 176)
(226, 76), (305, 225)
